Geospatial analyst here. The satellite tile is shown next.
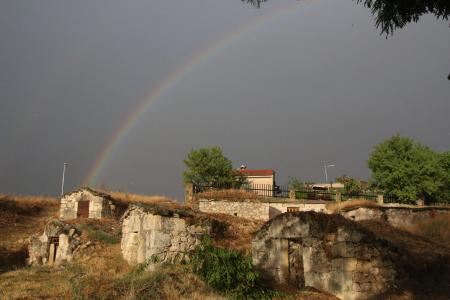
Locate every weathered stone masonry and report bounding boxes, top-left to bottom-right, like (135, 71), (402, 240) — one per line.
(60, 188), (124, 220)
(252, 212), (398, 300)
(28, 219), (81, 266)
(198, 199), (327, 221)
(341, 206), (450, 228)
(198, 199), (269, 220)
(121, 203), (211, 265)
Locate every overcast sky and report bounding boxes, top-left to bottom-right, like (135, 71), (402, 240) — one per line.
(1, 0), (449, 199)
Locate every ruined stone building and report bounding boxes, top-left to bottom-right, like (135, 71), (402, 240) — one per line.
(121, 203), (212, 265)
(252, 212), (400, 300)
(60, 188), (124, 220)
(28, 220), (81, 266)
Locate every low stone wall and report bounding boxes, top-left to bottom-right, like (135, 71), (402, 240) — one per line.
(341, 206), (450, 227)
(121, 204), (211, 265)
(198, 199), (329, 221)
(252, 212), (398, 300)
(28, 220), (81, 266)
(269, 202), (327, 218)
(198, 199), (269, 221)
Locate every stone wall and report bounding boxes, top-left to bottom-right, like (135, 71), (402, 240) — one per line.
(341, 206), (450, 228)
(60, 188), (120, 220)
(269, 202), (327, 219)
(28, 220), (81, 266)
(121, 204), (211, 265)
(252, 212), (398, 300)
(198, 199), (269, 221)
(198, 199), (328, 221)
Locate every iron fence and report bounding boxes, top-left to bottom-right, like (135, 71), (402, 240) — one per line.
(193, 183), (290, 198)
(295, 190), (337, 201)
(193, 182), (405, 204)
(383, 193), (399, 203)
(341, 192), (378, 201)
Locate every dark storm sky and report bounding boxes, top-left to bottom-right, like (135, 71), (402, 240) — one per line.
(1, 0), (449, 199)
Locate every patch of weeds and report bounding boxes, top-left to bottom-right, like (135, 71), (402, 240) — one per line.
(190, 235), (281, 299)
(66, 264), (87, 300)
(83, 224), (121, 244)
(104, 261), (169, 300)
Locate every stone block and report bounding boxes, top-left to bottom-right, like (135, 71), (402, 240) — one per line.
(332, 258), (358, 272)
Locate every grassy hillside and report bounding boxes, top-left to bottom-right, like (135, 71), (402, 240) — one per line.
(1, 192), (449, 299)
(0, 192), (333, 299)
(0, 194), (60, 273)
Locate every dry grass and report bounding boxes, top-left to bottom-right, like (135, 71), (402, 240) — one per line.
(104, 190), (185, 209)
(0, 194), (59, 224)
(206, 212), (264, 251)
(359, 219), (450, 299)
(326, 199), (379, 212)
(0, 243), (224, 300)
(0, 194), (59, 207)
(406, 212), (450, 246)
(0, 194), (60, 273)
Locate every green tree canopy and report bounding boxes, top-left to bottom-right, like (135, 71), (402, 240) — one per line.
(368, 134), (449, 203)
(288, 177), (313, 190)
(336, 175), (365, 193)
(183, 146), (235, 187)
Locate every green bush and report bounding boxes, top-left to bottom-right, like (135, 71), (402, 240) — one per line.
(190, 236), (278, 299)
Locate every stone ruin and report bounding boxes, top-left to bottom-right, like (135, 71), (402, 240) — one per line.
(121, 203), (213, 265)
(340, 206), (450, 228)
(28, 219), (81, 266)
(252, 212), (399, 300)
(60, 188), (125, 220)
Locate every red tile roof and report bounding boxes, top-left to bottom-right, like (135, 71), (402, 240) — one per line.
(237, 169), (275, 176)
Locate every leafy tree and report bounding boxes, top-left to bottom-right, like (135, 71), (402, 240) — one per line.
(336, 175), (363, 193)
(183, 147), (235, 187)
(368, 134), (449, 203)
(243, 0), (449, 36)
(288, 177), (312, 190)
(436, 151), (450, 201)
(357, 0), (449, 35)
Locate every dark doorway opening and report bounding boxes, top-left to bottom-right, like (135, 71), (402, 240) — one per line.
(288, 239), (304, 288)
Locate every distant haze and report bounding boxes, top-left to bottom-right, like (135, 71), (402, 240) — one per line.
(1, 0), (449, 200)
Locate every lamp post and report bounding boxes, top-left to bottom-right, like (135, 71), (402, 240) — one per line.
(324, 163), (335, 184)
(61, 163), (68, 196)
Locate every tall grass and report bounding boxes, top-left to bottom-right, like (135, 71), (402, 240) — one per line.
(409, 213), (450, 245)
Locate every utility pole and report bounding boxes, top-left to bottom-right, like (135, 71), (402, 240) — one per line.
(61, 162), (68, 196)
(324, 163), (335, 184)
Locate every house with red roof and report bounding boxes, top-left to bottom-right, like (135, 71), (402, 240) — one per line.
(237, 165), (276, 196)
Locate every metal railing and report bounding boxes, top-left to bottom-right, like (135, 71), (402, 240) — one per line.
(192, 182), (404, 203)
(193, 183), (290, 198)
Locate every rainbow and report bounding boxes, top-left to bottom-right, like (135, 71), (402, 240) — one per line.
(84, 1), (310, 186)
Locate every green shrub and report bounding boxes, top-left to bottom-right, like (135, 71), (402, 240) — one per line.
(190, 235), (278, 299)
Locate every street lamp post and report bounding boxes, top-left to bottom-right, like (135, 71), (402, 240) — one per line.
(61, 163), (68, 196)
(324, 163), (335, 184)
